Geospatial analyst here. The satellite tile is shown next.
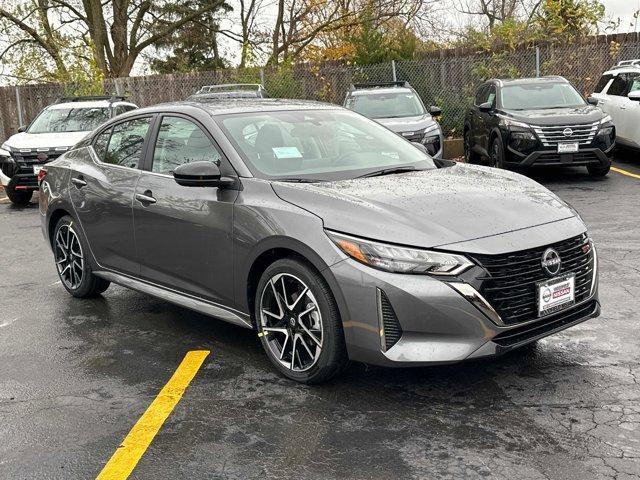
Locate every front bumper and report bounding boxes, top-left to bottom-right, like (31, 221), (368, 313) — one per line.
(331, 251), (599, 367)
(506, 145), (613, 168)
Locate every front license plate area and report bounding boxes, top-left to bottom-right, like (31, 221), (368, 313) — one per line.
(537, 274), (575, 317)
(557, 142), (579, 153)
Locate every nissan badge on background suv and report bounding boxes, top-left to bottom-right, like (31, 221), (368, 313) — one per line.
(0, 95), (137, 206)
(464, 76), (614, 177)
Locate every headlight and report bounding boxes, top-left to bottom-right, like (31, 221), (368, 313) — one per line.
(423, 123), (440, 135)
(510, 131), (536, 141)
(497, 115), (531, 129)
(0, 143), (12, 153)
(597, 126), (614, 137)
(599, 115), (612, 125)
(326, 230), (473, 275)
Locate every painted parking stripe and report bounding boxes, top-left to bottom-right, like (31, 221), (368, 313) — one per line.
(96, 350), (210, 480)
(612, 166), (640, 180)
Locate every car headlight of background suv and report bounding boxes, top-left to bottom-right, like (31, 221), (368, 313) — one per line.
(327, 230), (473, 275)
(420, 124), (441, 154)
(597, 115), (614, 137)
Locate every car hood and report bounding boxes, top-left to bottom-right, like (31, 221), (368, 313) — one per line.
(272, 163), (576, 250)
(502, 105), (605, 126)
(375, 114), (437, 134)
(2, 131), (90, 150)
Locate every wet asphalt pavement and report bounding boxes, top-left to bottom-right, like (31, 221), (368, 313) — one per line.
(0, 158), (639, 480)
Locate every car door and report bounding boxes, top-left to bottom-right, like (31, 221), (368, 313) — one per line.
(617, 73), (640, 147)
(133, 114), (239, 305)
(70, 115), (154, 276)
(599, 73), (630, 142)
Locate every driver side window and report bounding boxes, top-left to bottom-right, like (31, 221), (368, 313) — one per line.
(152, 116), (221, 175)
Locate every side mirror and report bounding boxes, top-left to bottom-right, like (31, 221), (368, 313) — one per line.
(478, 102), (493, 112)
(411, 142), (429, 155)
(17, 125), (27, 133)
(587, 96), (599, 105)
(429, 105), (442, 116)
(628, 91), (640, 102)
(173, 161), (235, 188)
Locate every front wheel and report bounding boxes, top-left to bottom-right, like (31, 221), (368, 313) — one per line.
(5, 187), (32, 206)
(53, 215), (110, 298)
(587, 164), (610, 177)
(489, 137), (506, 169)
(255, 258), (348, 384)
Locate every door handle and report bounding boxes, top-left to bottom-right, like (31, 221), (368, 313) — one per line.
(135, 191), (156, 205)
(71, 176), (87, 188)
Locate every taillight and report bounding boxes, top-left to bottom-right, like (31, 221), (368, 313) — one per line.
(37, 168), (47, 184)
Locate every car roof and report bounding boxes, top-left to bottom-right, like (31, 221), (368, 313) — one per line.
(131, 98), (342, 117)
(490, 76), (569, 86)
(48, 100), (137, 109)
(602, 66), (640, 75)
(349, 87), (414, 96)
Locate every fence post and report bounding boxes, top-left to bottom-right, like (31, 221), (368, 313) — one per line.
(260, 68), (265, 86)
(535, 46), (541, 77)
(15, 86), (24, 127)
(391, 60), (397, 81)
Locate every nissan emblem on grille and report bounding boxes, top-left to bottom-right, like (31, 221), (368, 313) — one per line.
(36, 152), (49, 162)
(541, 248), (561, 276)
(563, 127), (573, 137)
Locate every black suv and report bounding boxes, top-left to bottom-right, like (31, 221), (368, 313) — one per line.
(464, 76), (614, 177)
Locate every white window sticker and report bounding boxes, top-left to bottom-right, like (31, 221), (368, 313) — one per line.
(272, 146), (303, 159)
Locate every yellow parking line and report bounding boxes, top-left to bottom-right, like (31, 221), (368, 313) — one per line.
(96, 350), (210, 480)
(612, 166), (640, 180)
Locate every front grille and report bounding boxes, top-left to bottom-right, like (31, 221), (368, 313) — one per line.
(533, 122), (599, 147)
(492, 300), (598, 347)
(533, 150), (601, 165)
(473, 234), (595, 325)
(378, 289), (402, 351)
(10, 150), (62, 165)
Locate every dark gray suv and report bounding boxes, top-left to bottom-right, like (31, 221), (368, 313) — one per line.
(39, 99), (600, 383)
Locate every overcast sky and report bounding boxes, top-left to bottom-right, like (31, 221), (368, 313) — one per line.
(604, 0), (640, 32)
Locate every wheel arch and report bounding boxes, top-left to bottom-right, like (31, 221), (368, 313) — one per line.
(243, 238), (349, 330)
(47, 207), (72, 247)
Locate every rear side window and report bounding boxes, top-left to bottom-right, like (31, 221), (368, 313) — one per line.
(92, 128), (112, 160)
(607, 74), (629, 96)
(103, 117), (151, 168)
(593, 74), (613, 93)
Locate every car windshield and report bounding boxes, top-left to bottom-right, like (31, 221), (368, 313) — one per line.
(346, 91), (425, 118)
(27, 107), (110, 133)
(501, 83), (586, 110)
(217, 109), (435, 181)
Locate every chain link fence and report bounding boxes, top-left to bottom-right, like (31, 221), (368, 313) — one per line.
(2, 36), (640, 143)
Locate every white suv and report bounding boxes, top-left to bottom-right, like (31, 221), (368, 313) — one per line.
(0, 95), (137, 205)
(590, 60), (640, 151)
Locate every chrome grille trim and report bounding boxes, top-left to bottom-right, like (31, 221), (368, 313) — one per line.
(532, 122), (599, 147)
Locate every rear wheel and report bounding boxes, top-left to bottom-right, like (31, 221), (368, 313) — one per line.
(587, 164), (610, 177)
(255, 258), (348, 384)
(5, 187), (32, 206)
(53, 215), (110, 298)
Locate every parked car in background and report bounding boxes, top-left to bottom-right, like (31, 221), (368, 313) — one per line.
(344, 81), (444, 159)
(39, 99), (599, 384)
(187, 83), (267, 101)
(590, 60), (640, 151)
(464, 76), (614, 177)
(0, 95), (138, 206)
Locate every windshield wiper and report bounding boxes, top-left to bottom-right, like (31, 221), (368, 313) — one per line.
(275, 178), (322, 183)
(356, 166), (420, 179)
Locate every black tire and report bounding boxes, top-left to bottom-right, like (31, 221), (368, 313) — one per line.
(489, 136), (507, 169)
(6, 187), (32, 206)
(464, 129), (480, 164)
(587, 164), (610, 177)
(255, 257), (348, 384)
(53, 215), (110, 298)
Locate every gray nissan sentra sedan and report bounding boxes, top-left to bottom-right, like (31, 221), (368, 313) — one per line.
(38, 99), (600, 384)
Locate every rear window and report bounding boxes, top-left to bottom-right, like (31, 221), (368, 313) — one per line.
(593, 74), (613, 93)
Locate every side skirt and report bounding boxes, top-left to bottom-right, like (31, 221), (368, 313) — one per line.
(94, 270), (253, 329)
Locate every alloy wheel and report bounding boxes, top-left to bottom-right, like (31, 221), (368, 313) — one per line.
(259, 273), (323, 372)
(54, 224), (84, 290)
